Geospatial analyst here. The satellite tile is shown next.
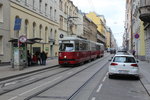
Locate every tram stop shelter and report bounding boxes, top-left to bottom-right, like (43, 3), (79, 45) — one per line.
(8, 38), (42, 70)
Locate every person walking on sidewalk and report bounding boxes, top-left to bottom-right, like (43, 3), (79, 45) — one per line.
(40, 51), (47, 65)
(27, 50), (32, 66)
(132, 49), (136, 56)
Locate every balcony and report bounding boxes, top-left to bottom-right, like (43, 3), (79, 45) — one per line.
(139, 5), (150, 23)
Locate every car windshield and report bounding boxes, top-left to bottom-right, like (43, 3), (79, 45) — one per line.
(113, 56), (136, 63)
(59, 43), (74, 51)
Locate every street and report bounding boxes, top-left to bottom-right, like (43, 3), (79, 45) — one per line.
(0, 54), (149, 100)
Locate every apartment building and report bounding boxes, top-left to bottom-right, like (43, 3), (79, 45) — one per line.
(0, 0), (11, 63)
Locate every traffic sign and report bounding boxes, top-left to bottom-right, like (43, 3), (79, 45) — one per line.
(19, 35), (27, 43)
(60, 34), (64, 38)
(134, 33), (139, 39)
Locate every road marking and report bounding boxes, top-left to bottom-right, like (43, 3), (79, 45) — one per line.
(67, 71), (73, 75)
(91, 97), (96, 100)
(8, 96), (18, 100)
(96, 84), (103, 93)
(4, 81), (17, 87)
(102, 76), (106, 82)
(19, 76), (62, 96)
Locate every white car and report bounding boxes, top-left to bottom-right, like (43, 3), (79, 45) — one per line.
(108, 53), (139, 78)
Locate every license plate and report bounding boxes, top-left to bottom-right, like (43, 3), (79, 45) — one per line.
(118, 70), (129, 74)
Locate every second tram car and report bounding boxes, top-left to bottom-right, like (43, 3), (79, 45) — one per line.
(58, 36), (104, 66)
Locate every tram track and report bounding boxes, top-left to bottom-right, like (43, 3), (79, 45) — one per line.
(0, 66), (72, 95)
(24, 54), (111, 100)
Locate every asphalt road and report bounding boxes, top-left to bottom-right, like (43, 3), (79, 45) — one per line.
(0, 54), (150, 100)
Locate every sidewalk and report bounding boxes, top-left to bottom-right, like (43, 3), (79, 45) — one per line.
(0, 57), (58, 81)
(139, 60), (150, 95)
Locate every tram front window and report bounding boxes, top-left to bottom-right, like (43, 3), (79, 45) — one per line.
(59, 43), (74, 51)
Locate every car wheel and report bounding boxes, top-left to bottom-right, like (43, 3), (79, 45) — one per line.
(108, 74), (113, 79)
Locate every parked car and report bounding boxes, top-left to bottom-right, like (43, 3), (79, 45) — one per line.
(108, 53), (139, 79)
(110, 48), (116, 54)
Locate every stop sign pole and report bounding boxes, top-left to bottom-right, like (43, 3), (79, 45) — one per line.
(134, 33), (139, 58)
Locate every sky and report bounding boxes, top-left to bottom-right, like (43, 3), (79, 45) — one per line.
(70, 0), (126, 47)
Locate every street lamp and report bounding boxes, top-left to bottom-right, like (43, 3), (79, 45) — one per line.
(67, 16), (78, 35)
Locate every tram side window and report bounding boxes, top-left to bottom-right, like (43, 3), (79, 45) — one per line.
(75, 42), (79, 51)
(96, 45), (100, 50)
(59, 43), (74, 51)
(79, 42), (88, 51)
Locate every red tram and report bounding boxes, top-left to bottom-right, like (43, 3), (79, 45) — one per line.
(58, 36), (104, 66)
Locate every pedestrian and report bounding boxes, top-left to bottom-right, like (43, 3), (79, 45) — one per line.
(132, 49), (136, 56)
(27, 50), (31, 66)
(36, 52), (41, 65)
(32, 53), (38, 65)
(40, 51), (47, 65)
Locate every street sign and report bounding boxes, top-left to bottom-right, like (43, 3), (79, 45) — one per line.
(14, 18), (22, 30)
(134, 33), (139, 39)
(19, 35), (27, 43)
(60, 34), (64, 38)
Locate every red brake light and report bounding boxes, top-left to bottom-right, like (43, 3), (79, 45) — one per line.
(131, 64), (138, 67)
(110, 63), (118, 66)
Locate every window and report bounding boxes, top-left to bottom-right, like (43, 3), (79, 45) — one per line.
(25, 0), (28, 6)
(50, 7), (52, 19)
(54, 9), (57, 21)
(33, 22), (36, 37)
(64, 2), (67, 13)
(59, 43), (74, 51)
(0, 4), (3, 22)
(39, 0), (42, 12)
(45, 27), (48, 43)
(50, 29), (53, 39)
(39, 25), (42, 38)
(45, 3), (47, 15)
(33, 0), (35, 10)
(113, 56), (136, 63)
(60, 15), (63, 29)
(59, 0), (63, 10)
(0, 36), (3, 54)
(24, 19), (28, 37)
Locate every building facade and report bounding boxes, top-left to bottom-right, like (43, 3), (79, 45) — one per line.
(83, 15), (97, 42)
(106, 27), (112, 49)
(139, 0), (150, 61)
(10, 0), (59, 57)
(86, 12), (106, 46)
(132, 0), (145, 60)
(125, 0), (146, 60)
(0, 0), (11, 63)
(58, 0), (83, 40)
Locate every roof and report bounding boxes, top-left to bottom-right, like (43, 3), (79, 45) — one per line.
(8, 38), (42, 44)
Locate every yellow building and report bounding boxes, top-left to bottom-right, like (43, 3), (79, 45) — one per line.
(86, 12), (106, 45)
(106, 27), (111, 48)
(10, 0), (59, 57)
(139, 21), (146, 60)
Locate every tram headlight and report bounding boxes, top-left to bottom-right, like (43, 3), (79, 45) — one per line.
(64, 56), (67, 58)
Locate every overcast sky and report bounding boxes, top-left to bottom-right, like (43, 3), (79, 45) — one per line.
(70, 0), (125, 47)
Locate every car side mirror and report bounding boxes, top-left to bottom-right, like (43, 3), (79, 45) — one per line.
(136, 60), (139, 63)
(108, 59), (111, 62)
